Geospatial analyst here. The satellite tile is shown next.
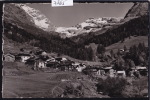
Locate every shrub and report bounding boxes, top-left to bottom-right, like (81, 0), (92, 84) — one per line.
(96, 77), (127, 97)
(122, 77), (148, 97)
(63, 82), (84, 98)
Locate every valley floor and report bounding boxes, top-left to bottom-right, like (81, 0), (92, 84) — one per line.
(2, 62), (108, 98)
(3, 61), (148, 98)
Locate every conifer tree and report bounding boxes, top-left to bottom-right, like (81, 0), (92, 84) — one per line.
(124, 45), (127, 51)
(97, 44), (105, 54)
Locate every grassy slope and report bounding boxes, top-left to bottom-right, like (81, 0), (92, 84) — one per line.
(2, 37), (103, 98)
(3, 36), (36, 54)
(106, 36), (148, 53)
(3, 63), (104, 98)
(3, 72), (60, 98)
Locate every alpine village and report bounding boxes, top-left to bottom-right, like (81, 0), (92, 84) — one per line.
(2, 2), (148, 98)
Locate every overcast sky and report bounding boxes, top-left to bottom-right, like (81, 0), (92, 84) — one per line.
(27, 3), (133, 27)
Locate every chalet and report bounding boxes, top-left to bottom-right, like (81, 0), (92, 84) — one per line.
(3, 53), (15, 62)
(76, 63), (86, 72)
(46, 61), (59, 68)
(92, 65), (105, 76)
(55, 57), (63, 62)
(131, 66), (148, 76)
(96, 69), (105, 76)
(102, 67), (117, 77)
(20, 48), (34, 55)
(103, 67), (113, 73)
(35, 50), (44, 55)
(58, 60), (74, 71)
(120, 49), (124, 52)
(25, 56), (39, 67)
(116, 71), (126, 78)
(72, 62), (80, 67)
(40, 55), (49, 61)
(137, 67), (147, 76)
(61, 57), (67, 61)
(128, 70), (135, 77)
(46, 58), (56, 63)
(90, 67), (100, 75)
(34, 59), (47, 69)
(55, 57), (68, 63)
(135, 66), (147, 70)
(109, 69), (116, 77)
(25, 57), (35, 66)
(16, 53), (31, 63)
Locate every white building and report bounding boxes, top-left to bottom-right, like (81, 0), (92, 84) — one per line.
(17, 53), (31, 63)
(21, 56), (30, 63)
(116, 71), (126, 77)
(76, 64), (86, 72)
(34, 60), (47, 69)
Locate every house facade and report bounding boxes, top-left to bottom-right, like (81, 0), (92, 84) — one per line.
(4, 53), (15, 62)
(17, 53), (31, 63)
(109, 69), (116, 77)
(131, 66), (148, 76)
(96, 69), (105, 76)
(34, 60), (47, 69)
(76, 64), (86, 72)
(116, 71), (126, 78)
(21, 56), (30, 63)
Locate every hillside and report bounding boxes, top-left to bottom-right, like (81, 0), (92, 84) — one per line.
(3, 2), (148, 62)
(4, 4), (57, 36)
(83, 15), (148, 46)
(56, 17), (122, 38)
(3, 2), (148, 98)
(106, 36), (148, 53)
(3, 3), (86, 60)
(124, 2), (148, 18)
(71, 2), (148, 46)
(4, 3), (55, 31)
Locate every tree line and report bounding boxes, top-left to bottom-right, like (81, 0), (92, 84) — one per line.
(3, 15), (148, 61)
(84, 15), (148, 47)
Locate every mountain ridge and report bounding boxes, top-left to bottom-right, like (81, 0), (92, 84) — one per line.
(55, 17), (123, 38)
(3, 2), (148, 61)
(17, 4), (55, 32)
(70, 2), (148, 45)
(124, 2), (148, 18)
(6, 3), (56, 32)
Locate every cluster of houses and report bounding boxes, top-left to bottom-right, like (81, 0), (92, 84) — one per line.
(3, 48), (87, 72)
(82, 65), (148, 79)
(3, 48), (148, 78)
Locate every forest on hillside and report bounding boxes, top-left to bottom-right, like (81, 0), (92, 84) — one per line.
(84, 15), (148, 46)
(3, 14), (148, 63)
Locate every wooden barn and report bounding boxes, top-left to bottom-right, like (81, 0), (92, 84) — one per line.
(3, 53), (15, 62)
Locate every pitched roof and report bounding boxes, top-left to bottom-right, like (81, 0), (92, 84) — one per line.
(26, 56), (39, 61)
(103, 67), (113, 70)
(4, 53), (15, 58)
(17, 53), (30, 56)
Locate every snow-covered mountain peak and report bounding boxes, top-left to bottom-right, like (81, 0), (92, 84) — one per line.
(15, 4), (55, 31)
(55, 17), (123, 38)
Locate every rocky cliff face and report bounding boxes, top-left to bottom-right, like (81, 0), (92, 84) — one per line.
(124, 2), (148, 18)
(4, 3), (55, 32)
(4, 3), (35, 27)
(16, 4), (55, 31)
